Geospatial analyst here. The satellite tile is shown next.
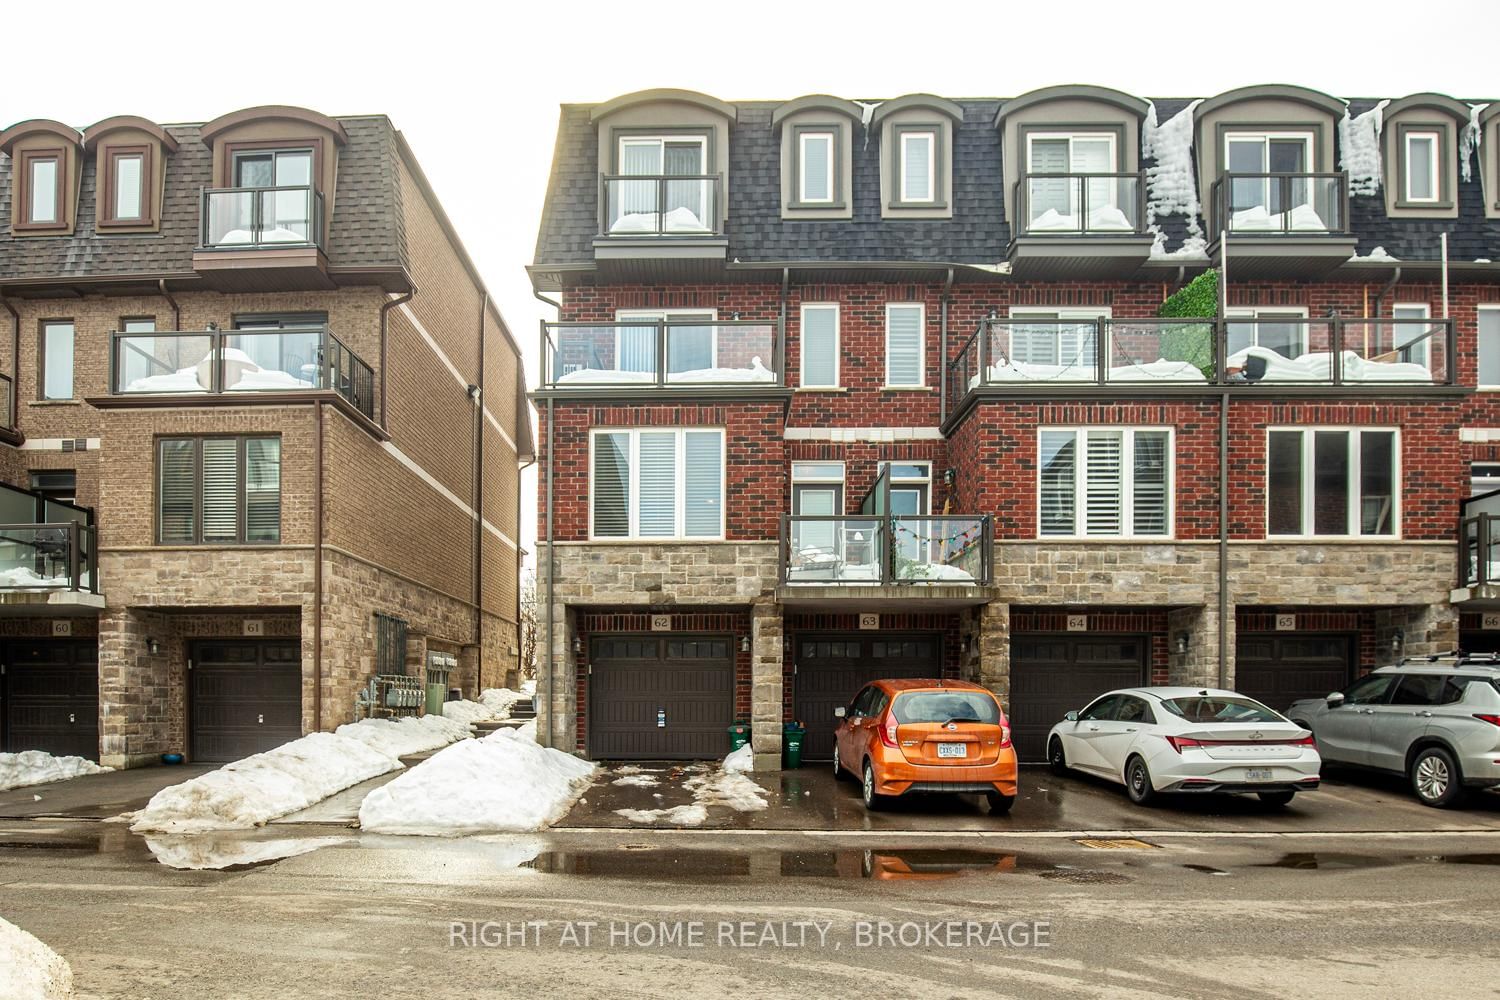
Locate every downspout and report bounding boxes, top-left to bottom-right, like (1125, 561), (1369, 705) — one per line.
(0, 295), (18, 429)
(939, 268), (954, 421)
(474, 294), (487, 686)
(535, 287), (559, 749)
(157, 279), (180, 331)
(1217, 231), (1229, 688)
(313, 400), (325, 730)
(378, 289), (417, 429)
(1372, 266), (1402, 318)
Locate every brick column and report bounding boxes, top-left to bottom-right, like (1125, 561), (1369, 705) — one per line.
(750, 597), (783, 771)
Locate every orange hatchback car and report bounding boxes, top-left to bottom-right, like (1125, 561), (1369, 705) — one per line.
(832, 679), (1018, 814)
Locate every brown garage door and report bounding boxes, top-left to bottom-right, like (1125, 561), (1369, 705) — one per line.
(191, 640), (302, 763)
(1010, 634), (1148, 762)
(589, 635), (734, 760)
(1235, 634), (1353, 716)
(793, 633), (943, 761)
(2, 640), (99, 760)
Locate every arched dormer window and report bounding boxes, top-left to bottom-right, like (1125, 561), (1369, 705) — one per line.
(83, 116), (180, 233)
(0, 119), (84, 235)
(871, 95), (964, 219)
(772, 96), (862, 220)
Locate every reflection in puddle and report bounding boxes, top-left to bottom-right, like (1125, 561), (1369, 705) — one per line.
(1410, 853), (1500, 866)
(1256, 853), (1389, 871)
(1182, 864), (1230, 876)
(529, 848), (1023, 882)
(145, 834), (352, 870)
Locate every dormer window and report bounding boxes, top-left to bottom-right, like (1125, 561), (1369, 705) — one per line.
(797, 130), (835, 204)
(872, 95), (963, 219)
(898, 129), (937, 203)
(225, 147), (316, 243)
(23, 151), (62, 224)
(2, 118), (84, 235)
(1403, 130), (1440, 203)
(611, 135), (711, 234)
(1382, 95), (1467, 218)
(104, 147), (148, 224)
(773, 96), (860, 220)
(83, 115), (178, 234)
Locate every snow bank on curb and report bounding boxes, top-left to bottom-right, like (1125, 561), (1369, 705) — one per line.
(0, 916), (73, 1000)
(334, 716), (470, 759)
(723, 744), (753, 773)
(358, 729), (596, 836)
(0, 752), (111, 793)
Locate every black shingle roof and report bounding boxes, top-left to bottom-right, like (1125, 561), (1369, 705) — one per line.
(0, 116), (404, 281)
(535, 94), (1500, 270)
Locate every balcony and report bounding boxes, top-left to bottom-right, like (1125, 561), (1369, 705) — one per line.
(778, 514), (993, 609)
(945, 316), (1456, 416)
(1207, 172), (1355, 277)
(0, 484), (101, 615)
(1009, 172), (1152, 278)
(193, 184), (332, 290)
(592, 174), (728, 277)
(107, 327), (374, 419)
(1456, 493), (1500, 606)
(537, 320), (784, 397)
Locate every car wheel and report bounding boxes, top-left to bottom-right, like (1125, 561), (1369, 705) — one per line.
(1257, 791), (1296, 807)
(1410, 746), (1466, 809)
(1048, 737), (1069, 776)
(1125, 756), (1157, 806)
(986, 791), (1015, 815)
(861, 761), (885, 811)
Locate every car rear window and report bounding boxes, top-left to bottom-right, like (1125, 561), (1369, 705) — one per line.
(891, 690), (1001, 725)
(1158, 696), (1284, 724)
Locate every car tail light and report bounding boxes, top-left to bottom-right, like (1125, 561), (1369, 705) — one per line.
(1287, 734), (1317, 747)
(1167, 734), (1315, 753)
(999, 725), (1012, 749)
(1165, 736), (1203, 753)
(1473, 714), (1500, 728)
(880, 715), (899, 748)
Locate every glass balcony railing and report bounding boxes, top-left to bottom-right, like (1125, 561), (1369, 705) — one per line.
(0, 485), (97, 594)
(1460, 512), (1500, 591)
(111, 327), (374, 418)
(1013, 173), (1145, 236)
(542, 321), (781, 389)
(200, 185), (324, 249)
(1210, 173), (1348, 236)
(780, 514), (992, 586)
(600, 175), (721, 236)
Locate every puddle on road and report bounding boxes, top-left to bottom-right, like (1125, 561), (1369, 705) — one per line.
(143, 834), (354, 871)
(1182, 863), (1231, 876)
(1408, 853), (1500, 866)
(1255, 853), (1390, 871)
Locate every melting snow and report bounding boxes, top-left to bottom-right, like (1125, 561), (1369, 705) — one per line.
(1339, 100), (1388, 197)
(723, 743), (754, 773)
(144, 834), (352, 871)
(478, 688), (528, 719)
(0, 916), (73, 1000)
(0, 752), (110, 793)
(615, 804), (708, 826)
(1462, 104), (1488, 184)
(1141, 100), (1207, 260)
(611, 774), (660, 788)
(1349, 246), (1399, 262)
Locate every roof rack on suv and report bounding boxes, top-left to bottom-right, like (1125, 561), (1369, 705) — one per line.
(1394, 651), (1500, 668)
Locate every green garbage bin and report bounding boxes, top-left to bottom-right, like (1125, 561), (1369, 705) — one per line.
(783, 722), (805, 769)
(728, 724), (750, 752)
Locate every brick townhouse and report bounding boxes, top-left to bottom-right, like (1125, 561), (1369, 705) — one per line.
(0, 105), (533, 768)
(530, 85), (1500, 768)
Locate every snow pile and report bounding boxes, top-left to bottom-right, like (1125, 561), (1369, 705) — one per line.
(615, 804), (707, 826)
(0, 916), (73, 1000)
(612, 774), (659, 788)
(512, 719), (538, 742)
(1349, 246), (1399, 262)
(357, 728), (596, 836)
(1141, 100), (1206, 260)
(333, 715), (470, 759)
(1338, 100), (1387, 196)
(723, 744), (754, 773)
(0, 752), (110, 792)
(440, 700), (496, 726)
(479, 687), (528, 719)
(684, 769), (768, 813)
(1462, 104), (1488, 184)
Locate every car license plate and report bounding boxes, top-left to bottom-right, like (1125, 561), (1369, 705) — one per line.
(1245, 769), (1273, 781)
(937, 743), (967, 759)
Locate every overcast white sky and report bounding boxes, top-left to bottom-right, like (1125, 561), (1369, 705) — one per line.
(11, 0), (1499, 560)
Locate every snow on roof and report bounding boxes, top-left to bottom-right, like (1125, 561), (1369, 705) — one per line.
(1141, 99), (1207, 260)
(1462, 103), (1488, 184)
(1339, 100), (1388, 197)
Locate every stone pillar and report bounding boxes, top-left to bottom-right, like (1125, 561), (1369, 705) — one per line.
(972, 601), (1011, 711)
(1380, 603), (1458, 663)
(750, 597), (783, 771)
(541, 604), (578, 751)
(456, 645), (481, 700)
(97, 608), (175, 770)
(1166, 605), (1224, 688)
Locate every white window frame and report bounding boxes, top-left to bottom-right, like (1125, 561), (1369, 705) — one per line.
(1390, 302), (1431, 369)
(614, 308), (717, 374)
(616, 135), (710, 229)
(1480, 304), (1500, 391)
(1265, 427), (1401, 540)
(798, 303), (840, 388)
(790, 461), (846, 511)
(113, 152), (145, 221)
(1403, 130), (1441, 204)
(1025, 132), (1119, 217)
(1007, 306), (1110, 366)
(899, 131), (937, 204)
(28, 155), (60, 224)
(884, 302), (927, 388)
(798, 131), (836, 205)
(588, 427), (726, 541)
(1036, 427), (1175, 540)
(1223, 131), (1315, 214)
(1225, 305), (1310, 358)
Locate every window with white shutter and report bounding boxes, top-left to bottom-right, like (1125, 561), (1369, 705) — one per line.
(157, 436), (281, 544)
(885, 303), (925, 387)
(800, 304), (839, 387)
(590, 429), (725, 540)
(1037, 428), (1172, 538)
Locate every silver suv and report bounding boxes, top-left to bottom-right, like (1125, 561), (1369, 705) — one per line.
(1286, 655), (1500, 808)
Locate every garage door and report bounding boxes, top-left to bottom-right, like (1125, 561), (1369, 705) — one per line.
(1235, 634), (1353, 715)
(793, 633), (942, 761)
(1009, 635), (1147, 762)
(191, 640), (302, 763)
(1, 640), (99, 760)
(589, 635), (734, 760)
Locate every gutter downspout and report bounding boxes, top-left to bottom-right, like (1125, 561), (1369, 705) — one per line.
(378, 289), (417, 429)
(939, 268), (954, 421)
(0, 296), (18, 429)
(1373, 266), (1402, 319)
(157, 279), (180, 332)
(534, 287), (559, 749)
(313, 400), (325, 731)
(1217, 231), (1229, 688)
(474, 294), (487, 686)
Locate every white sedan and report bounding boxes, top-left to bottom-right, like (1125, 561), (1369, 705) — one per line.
(1045, 687), (1322, 806)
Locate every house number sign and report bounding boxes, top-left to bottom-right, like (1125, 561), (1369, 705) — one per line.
(650, 615), (671, 631)
(51, 620), (72, 637)
(243, 620), (265, 637)
(1275, 614), (1297, 631)
(859, 614), (879, 630)
(1065, 615), (1087, 632)
(1483, 613), (1500, 631)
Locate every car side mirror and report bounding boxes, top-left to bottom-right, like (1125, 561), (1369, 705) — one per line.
(1325, 692), (1345, 708)
(1064, 711), (1079, 722)
(834, 707), (846, 718)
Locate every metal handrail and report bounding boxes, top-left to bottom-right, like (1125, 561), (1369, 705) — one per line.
(540, 319), (781, 389)
(598, 173), (722, 236)
(0, 521), (98, 593)
(1211, 171), (1350, 236)
(778, 513), (992, 587)
(1460, 513), (1500, 589)
(1012, 171), (1147, 236)
(199, 184), (325, 249)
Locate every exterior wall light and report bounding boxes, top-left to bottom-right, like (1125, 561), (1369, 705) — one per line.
(740, 636), (751, 653)
(1175, 632), (1189, 655)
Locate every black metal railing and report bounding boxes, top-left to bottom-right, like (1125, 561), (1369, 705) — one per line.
(1460, 512), (1500, 590)
(0, 521), (98, 593)
(110, 326), (374, 418)
(1013, 172), (1146, 236)
(199, 184), (325, 249)
(1210, 172), (1349, 236)
(541, 320), (782, 389)
(779, 514), (992, 586)
(599, 174), (721, 236)
(945, 316), (1456, 415)
(0, 373), (12, 429)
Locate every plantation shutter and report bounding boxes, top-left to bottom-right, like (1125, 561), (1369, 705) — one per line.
(200, 439), (240, 543)
(158, 439), (198, 543)
(801, 133), (832, 201)
(1038, 431), (1077, 535)
(637, 431), (678, 537)
(1010, 312), (1057, 365)
(801, 307), (837, 386)
(886, 306), (923, 385)
(1084, 431), (1123, 535)
(591, 432), (630, 538)
(1131, 431), (1169, 535)
(245, 437), (282, 543)
(683, 431), (723, 537)
(902, 133), (932, 201)
(1028, 139), (1070, 220)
